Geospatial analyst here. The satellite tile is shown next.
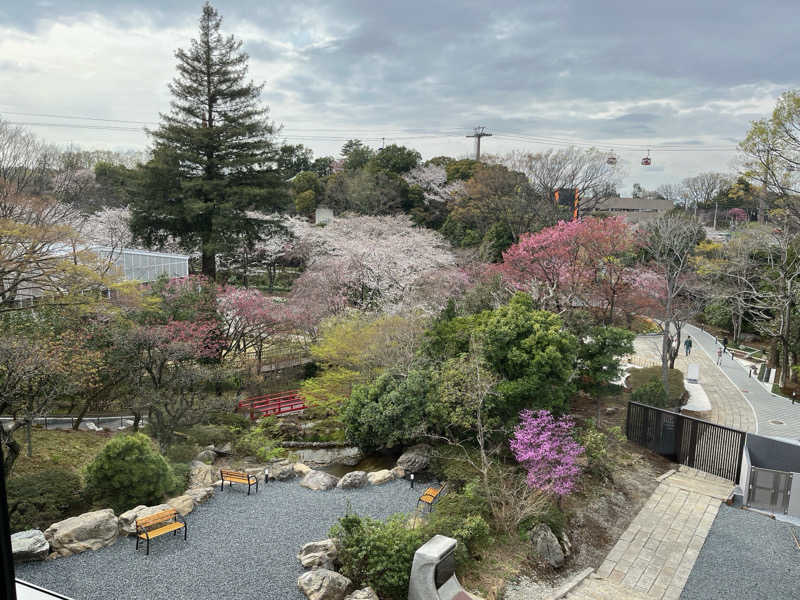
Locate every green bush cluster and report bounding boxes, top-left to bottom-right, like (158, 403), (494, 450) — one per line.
(185, 424), (236, 447)
(84, 433), (180, 512)
(7, 468), (83, 532)
(628, 366), (685, 407)
(423, 482), (491, 561)
(632, 379), (670, 409)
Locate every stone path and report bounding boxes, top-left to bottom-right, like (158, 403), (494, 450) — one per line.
(566, 467), (733, 600)
(632, 335), (757, 432)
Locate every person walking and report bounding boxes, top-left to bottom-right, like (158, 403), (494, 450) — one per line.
(684, 336), (693, 356)
(716, 346), (723, 365)
(722, 336), (729, 353)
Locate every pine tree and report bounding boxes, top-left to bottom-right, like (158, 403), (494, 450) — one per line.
(130, 2), (286, 278)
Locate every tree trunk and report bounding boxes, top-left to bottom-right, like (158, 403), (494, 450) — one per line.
(201, 242), (216, 280)
(132, 411), (141, 431)
(73, 398), (92, 430)
(25, 418), (33, 458)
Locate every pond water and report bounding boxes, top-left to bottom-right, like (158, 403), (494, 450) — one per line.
(319, 454), (396, 478)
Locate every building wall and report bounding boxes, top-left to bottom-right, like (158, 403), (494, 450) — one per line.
(745, 433), (800, 472)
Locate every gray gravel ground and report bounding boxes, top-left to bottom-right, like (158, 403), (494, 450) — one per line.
(16, 479), (422, 600)
(680, 504), (800, 600)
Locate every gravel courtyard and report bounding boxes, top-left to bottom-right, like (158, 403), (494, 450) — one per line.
(16, 479), (423, 600)
(680, 504), (800, 599)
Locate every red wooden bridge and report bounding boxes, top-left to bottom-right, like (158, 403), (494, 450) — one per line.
(238, 390), (306, 420)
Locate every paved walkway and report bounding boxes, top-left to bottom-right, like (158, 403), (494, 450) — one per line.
(632, 334), (757, 432)
(683, 324), (800, 440)
(567, 467), (733, 600)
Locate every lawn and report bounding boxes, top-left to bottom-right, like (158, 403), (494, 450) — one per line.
(9, 428), (111, 480)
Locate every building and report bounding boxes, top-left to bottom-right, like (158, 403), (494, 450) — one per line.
(589, 196), (675, 223)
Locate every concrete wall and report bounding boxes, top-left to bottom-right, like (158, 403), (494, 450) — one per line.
(739, 446), (751, 504)
(789, 476), (800, 518)
(745, 433), (800, 472)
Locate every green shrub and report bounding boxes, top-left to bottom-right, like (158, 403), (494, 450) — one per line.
(628, 366), (685, 405)
(578, 420), (611, 477)
(165, 440), (199, 463)
(7, 468), (84, 533)
(331, 513), (425, 600)
(422, 481), (491, 561)
(302, 417), (346, 442)
(255, 445), (287, 463)
(185, 424), (236, 447)
(206, 411), (251, 431)
(84, 433), (178, 513)
(169, 462), (192, 493)
(233, 417), (281, 456)
(631, 378), (670, 409)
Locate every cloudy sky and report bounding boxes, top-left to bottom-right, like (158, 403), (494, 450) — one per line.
(0, 0), (797, 193)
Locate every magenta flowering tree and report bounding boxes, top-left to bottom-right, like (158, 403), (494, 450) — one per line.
(509, 409), (584, 497)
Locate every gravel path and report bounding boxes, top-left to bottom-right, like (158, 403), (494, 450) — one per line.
(16, 479), (422, 600)
(680, 504), (800, 600)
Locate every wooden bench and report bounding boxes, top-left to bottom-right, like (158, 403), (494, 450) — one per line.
(135, 508), (186, 555)
(417, 484), (446, 512)
(220, 469), (259, 495)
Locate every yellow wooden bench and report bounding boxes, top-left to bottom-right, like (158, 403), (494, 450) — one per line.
(220, 469), (259, 495)
(417, 484), (446, 512)
(135, 508), (186, 555)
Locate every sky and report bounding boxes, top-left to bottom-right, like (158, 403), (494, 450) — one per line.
(0, 0), (797, 193)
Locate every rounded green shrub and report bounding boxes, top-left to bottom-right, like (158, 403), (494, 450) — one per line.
(84, 433), (178, 513)
(7, 468), (84, 533)
(631, 378), (670, 409)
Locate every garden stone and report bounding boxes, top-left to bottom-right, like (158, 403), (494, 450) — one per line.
(118, 504), (171, 535)
(297, 446), (363, 468)
(337, 471), (367, 489)
(297, 568), (351, 600)
(167, 495), (195, 516)
(195, 449), (217, 464)
(45, 509), (119, 557)
(297, 538), (338, 570)
(189, 461), (217, 487)
(184, 487), (214, 504)
(345, 588), (378, 600)
(300, 470), (339, 491)
(530, 523), (564, 568)
(396, 443), (431, 473)
(367, 469), (394, 486)
(270, 460), (297, 481)
(391, 465), (406, 479)
(216, 442), (233, 455)
(294, 462), (312, 476)
(11, 530), (49, 562)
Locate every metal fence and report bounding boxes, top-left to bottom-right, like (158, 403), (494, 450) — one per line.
(748, 467), (793, 514)
(626, 401), (746, 483)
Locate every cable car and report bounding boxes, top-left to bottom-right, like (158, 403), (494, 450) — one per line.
(606, 150), (617, 166)
(641, 150), (651, 166)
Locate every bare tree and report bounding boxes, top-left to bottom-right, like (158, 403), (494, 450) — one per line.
(682, 172), (730, 216)
(657, 183), (687, 208)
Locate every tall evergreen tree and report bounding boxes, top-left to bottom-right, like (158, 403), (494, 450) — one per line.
(130, 2), (286, 278)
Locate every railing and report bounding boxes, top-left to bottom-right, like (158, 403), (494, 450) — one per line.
(238, 390), (306, 420)
(626, 401), (746, 483)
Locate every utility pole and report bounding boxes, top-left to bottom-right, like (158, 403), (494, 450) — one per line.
(466, 126), (492, 161)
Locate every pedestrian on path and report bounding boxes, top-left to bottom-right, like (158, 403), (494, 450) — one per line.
(716, 347), (723, 365)
(722, 336), (729, 353)
(684, 336), (693, 356)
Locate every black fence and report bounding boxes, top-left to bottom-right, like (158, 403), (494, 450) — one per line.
(626, 401), (746, 483)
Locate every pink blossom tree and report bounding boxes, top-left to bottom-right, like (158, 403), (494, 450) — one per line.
(509, 409), (584, 497)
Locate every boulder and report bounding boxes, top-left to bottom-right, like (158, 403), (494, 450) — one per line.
(391, 466), (406, 479)
(297, 568), (352, 600)
(294, 463), (312, 476)
(269, 460), (297, 481)
(245, 467), (268, 482)
(396, 444), (431, 473)
(185, 487), (214, 504)
(530, 523), (564, 569)
(195, 449), (217, 464)
(216, 442), (233, 455)
(189, 461), (217, 487)
(367, 469), (394, 486)
(300, 470), (339, 491)
(297, 446), (363, 468)
(118, 504), (171, 535)
(297, 538), (338, 570)
(337, 471), (367, 489)
(345, 588), (378, 600)
(11, 530), (49, 562)
(45, 509), (119, 557)
(167, 495), (195, 516)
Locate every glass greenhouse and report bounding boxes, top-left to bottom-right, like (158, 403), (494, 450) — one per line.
(94, 247), (190, 282)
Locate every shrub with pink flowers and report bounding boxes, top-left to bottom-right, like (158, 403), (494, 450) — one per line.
(509, 409), (584, 497)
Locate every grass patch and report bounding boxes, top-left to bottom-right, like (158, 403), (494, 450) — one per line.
(627, 366), (685, 404)
(9, 428), (111, 481)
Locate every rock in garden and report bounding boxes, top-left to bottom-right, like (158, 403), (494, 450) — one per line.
(297, 446), (363, 468)
(530, 523), (565, 569)
(396, 443), (431, 473)
(297, 568), (352, 600)
(216, 442), (233, 455)
(300, 470), (339, 491)
(11, 529), (49, 562)
(270, 460), (298, 481)
(189, 461), (217, 487)
(167, 495), (195, 516)
(184, 487), (214, 504)
(45, 509), (119, 557)
(345, 588), (379, 600)
(294, 462), (312, 476)
(195, 449), (217, 464)
(367, 469), (395, 486)
(297, 538), (339, 570)
(337, 471), (367, 489)
(391, 465), (406, 479)
(118, 504), (171, 535)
